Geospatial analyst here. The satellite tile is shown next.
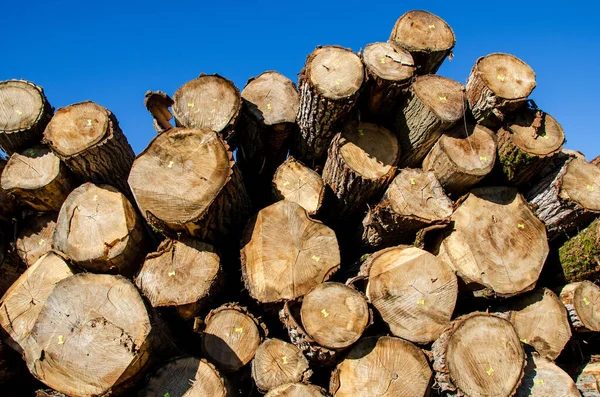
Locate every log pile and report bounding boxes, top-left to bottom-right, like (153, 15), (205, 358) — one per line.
(1, 8), (599, 397)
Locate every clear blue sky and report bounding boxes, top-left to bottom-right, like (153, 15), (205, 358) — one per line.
(2, 1), (598, 159)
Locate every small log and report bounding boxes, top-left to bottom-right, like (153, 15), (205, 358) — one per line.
(0, 159), (19, 222)
(466, 53), (536, 127)
(23, 273), (155, 397)
(144, 90), (174, 134)
(200, 303), (267, 372)
(322, 122), (399, 220)
(128, 128), (251, 243)
(361, 246), (457, 344)
(558, 218), (600, 283)
(436, 187), (548, 297)
(241, 200), (340, 304)
(43, 101), (135, 195)
(53, 182), (147, 275)
(560, 281), (600, 332)
(389, 10), (455, 75)
(526, 156), (600, 240)
(501, 288), (571, 360)
(422, 123), (497, 196)
(361, 42), (414, 120)
(141, 357), (230, 397)
(577, 355), (600, 397)
(266, 383), (328, 397)
(294, 46), (364, 166)
(393, 74), (465, 167)
(330, 336), (432, 397)
(497, 104), (565, 185)
(272, 157), (325, 216)
(432, 312), (525, 397)
(1, 145), (75, 212)
(135, 238), (222, 320)
(360, 168), (453, 250)
(515, 352), (580, 397)
(251, 338), (311, 392)
(16, 212), (56, 267)
(172, 74), (241, 141)
(0, 80), (53, 155)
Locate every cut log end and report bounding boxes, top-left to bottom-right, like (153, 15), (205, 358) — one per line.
(363, 41), (414, 82)
(251, 338), (311, 392)
(272, 157), (325, 216)
(576, 356), (600, 397)
(515, 353), (580, 397)
(16, 212), (56, 267)
(413, 75), (464, 122)
(265, 383), (328, 397)
(306, 47), (364, 100)
(242, 71), (299, 126)
(476, 54), (536, 101)
(560, 281), (600, 332)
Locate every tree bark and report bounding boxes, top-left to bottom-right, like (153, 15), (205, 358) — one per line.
(515, 352), (580, 397)
(16, 212), (56, 267)
(251, 338), (311, 392)
(272, 157), (325, 216)
(577, 355), (600, 397)
(558, 218), (600, 283)
(0, 80), (53, 155)
(560, 281), (600, 332)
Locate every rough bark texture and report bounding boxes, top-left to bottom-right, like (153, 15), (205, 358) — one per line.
(558, 218), (600, 283)
(560, 281), (600, 332)
(577, 355), (600, 397)
(16, 212), (56, 267)
(272, 157), (325, 216)
(251, 338), (311, 392)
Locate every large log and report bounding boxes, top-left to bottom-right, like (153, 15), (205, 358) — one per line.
(1, 145), (75, 212)
(266, 383), (327, 397)
(389, 10), (455, 75)
(43, 101), (135, 196)
(330, 336), (432, 397)
(272, 157), (325, 216)
(251, 338), (311, 392)
(466, 53), (536, 127)
(135, 238), (222, 320)
(422, 123), (496, 196)
(128, 128), (251, 243)
(0, 80), (53, 155)
(392, 74), (464, 167)
(515, 352), (580, 397)
(560, 281), (600, 332)
(432, 312), (525, 397)
(558, 218), (600, 283)
(53, 183), (147, 276)
(526, 156), (600, 240)
(241, 200), (340, 304)
(577, 355), (600, 397)
(360, 246), (457, 344)
(23, 273), (155, 397)
(15, 212), (56, 267)
(322, 122), (399, 220)
(294, 46), (364, 167)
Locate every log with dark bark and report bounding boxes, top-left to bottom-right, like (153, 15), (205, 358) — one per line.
(577, 355), (600, 397)
(241, 200), (340, 304)
(0, 80), (53, 155)
(466, 53), (536, 128)
(0, 159), (19, 223)
(527, 156), (600, 241)
(515, 352), (580, 397)
(266, 383), (328, 397)
(389, 10), (455, 75)
(128, 128), (251, 243)
(53, 183), (147, 276)
(15, 212), (56, 267)
(144, 90), (174, 134)
(1, 146), (75, 212)
(43, 101), (135, 195)
(251, 338), (311, 392)
(135, 238), (222, 320)
(322, 122), (399, 221)
(432, 312), (525, 397)
(560, 281), (600, 332)
(172, 74), (241, 141)
(272, 157), (325, 216)
(422, 123), (497, 196)
(392, 74), (465, 167)
(293, 46), (364, 166)
(558, 218), (600, 283)
(436, 187), (548, 298)
(330, 335), (432, 397)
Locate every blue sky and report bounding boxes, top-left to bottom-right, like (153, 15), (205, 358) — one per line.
(2, 1), (598, 159)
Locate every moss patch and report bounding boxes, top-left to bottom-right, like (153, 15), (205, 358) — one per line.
(559, 219), (600, 283)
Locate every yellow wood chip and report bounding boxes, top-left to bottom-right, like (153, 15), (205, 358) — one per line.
(87, 119), (92, 126)
(486, 367), (494, 376)
(267, 103), (272, 110)
(535, 379), (544, 386)
(417, 299), (425, 305)
(336, 79), (342, 86)
(312, 255), (320, 262)
(15, 109), (23, 115)
(584, 297), (591, 306)
(38, 239), (45, 246)
(168, 270), (176, 277)
(235, 327), (244, 333)
(497, 75), (506, 82)
(587, 185), (595, 192)
(520, 338), (527, 343)
(380, 57), (386, 64)
(168, 161), (174, 168)
(321, 309), (329, 318)
(282, 356), (288, 364)
(480, 156), (488, 161)
(428, 24), (435, 29)
(518, 223), (525, 229)
(439, 96), (447, 101)
(410, 178), (416, 185)
(187, 103), (194, 107)
(58, 335), (64, 345)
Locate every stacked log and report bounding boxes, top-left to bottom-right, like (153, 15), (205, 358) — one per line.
(15, 212), (56, 267)
(558, 218), (600, 283)
(251, 338), (311, 392)
(560, 281), (600, 332)
(272, 157), (325, 216)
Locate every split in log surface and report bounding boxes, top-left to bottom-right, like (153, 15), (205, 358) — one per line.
(436, 187), (548, 297)
(362, 246), (457, 344)
(272, 157), (325, 216)
(265, 383), (327, 397)
(241, 200), (340, 303)
(577, 356), (600, 397)
(558, 218), (600, 283)
(16, 212), (56, 267)
(389, 10), (455, 75)
(251, 338), (311, 392)
(560, 281), (600, 332)
(515, 352), (580, 397)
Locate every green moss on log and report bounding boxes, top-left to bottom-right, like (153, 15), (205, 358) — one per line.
(558, 219), (600, 283)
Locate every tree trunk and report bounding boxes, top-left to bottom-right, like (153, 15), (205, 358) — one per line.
(360, 42), (414, 120)
(360, 246), (457, 344)
(135, 238), (223, 320)
(43, 101), (135, 196)
(251, 338), (311, 392)
(497, 104), (565, 185)
(466, 53), (536, 128)
(23, 273), (155, 397)
(515, 352), (580, 397)
(435, 187), (549, 298)
(1, 146), (76, 212)
(200, 303), (267, 372)
(392, 74), (465, 168)
(432, 312), (525, 397)
(53, 182), (147, 276)
(128, 128), (251, 244)
(293, 46), (364, 167)
(322, 122), (399, 221)
(266, 383), (328, 397)
(16, 212), (56, 267)
(526, 156), (600, 241)
(422, 123), (496, 196)
(560, 281), (600, 332)
(241, 200), (340, 304)
(558, 218), (600, 283)
(330, 336), (432, 397)
(577, 355), (600, 397)
(389, 10), (455, 75)
(172, 74), (241, 141)
(144, 90), (174, 134)
(272, 157), (325, 216)
(0, 80), (53, 155)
